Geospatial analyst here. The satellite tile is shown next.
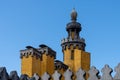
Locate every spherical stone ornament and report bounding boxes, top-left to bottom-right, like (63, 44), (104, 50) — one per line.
(71, 8), (77, 22)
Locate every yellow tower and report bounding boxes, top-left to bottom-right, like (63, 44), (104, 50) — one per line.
(38, 44), (56, 75)
(20, 46), (42, 77)
(20, 44), (56, 77)
(20, 9), (90, 79)
(61, 9), (90, 73)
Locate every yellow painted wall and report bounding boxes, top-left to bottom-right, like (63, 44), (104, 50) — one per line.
(63, 46), (74, 71)
(32, 56), (41, 76)
(63, 45), (90, 73)
(41, 53), (55, 76)
(74, 49), (81, 72)
(21, 52), (55, 77)
(81, 51), (90, 71)
(21, 56), (41, 77)
(74, 49), (90, 72)
(21, 56), (33, 77)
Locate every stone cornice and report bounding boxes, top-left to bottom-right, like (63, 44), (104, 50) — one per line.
(61, 38), (86, 51)
(55, 60), (68, 71)
(38, 44), (56, 59)
(20, 46), (41, 59)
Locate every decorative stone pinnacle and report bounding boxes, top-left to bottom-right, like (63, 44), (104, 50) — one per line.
(71, 8), (77, 22)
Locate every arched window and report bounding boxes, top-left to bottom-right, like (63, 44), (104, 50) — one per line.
(71, 50), (74, 60)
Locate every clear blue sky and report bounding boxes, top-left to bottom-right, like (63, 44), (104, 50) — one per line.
(0, 0), (120, 75)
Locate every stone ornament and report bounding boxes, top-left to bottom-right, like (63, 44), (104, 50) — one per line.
(1, 63), (120, 80)
(33, 73), (40, 80)
(88, 66), (99, 80)
(114, 63), (120, 79)
(9, 71), (19, 80)
(20, 74), (29, 80)
(41, 72), (50, 80)
(64, 69), (73, 80)
(0, 67), (9, 80)
(101, 64), (113, 80)
(76, 68), (85, 80)
(52, 71), (61, 80)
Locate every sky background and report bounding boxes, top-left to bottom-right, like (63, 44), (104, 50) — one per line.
(0, 0), (120, 75)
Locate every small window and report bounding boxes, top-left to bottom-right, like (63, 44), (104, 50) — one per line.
(71, 50), (74, 60)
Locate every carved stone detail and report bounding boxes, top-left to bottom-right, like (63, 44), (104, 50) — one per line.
(76, 68), (85, 80)
(20, 46), (41, 60)
(61, 42), (85, 51)
(2, 63), (120, 80)
(9, 71), (19, 80)
(101, 64), (113, 80)
(88, 66), (99, 80)
(0, 67), (9, 80)
(41, 72), (50, 80)
(20, 74), (29, 80)
(64, 69), (73, 80)
(33, 73), (40, 80)
(114, 63), (120, 79)
(38, 44), (56, 59)
(52, 71), (61, 80)
(55, 60), (68, 71)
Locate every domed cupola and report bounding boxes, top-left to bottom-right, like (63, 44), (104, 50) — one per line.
(61, 9), (86, 51)
(66, 8), (81, 32)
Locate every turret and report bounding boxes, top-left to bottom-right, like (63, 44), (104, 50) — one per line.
(61, 9), (86, 51)
(20, 46), (42, 77)
(61, 9), (90, 73)
(38, 44), (56, 75)
(20, 44), (56, 77)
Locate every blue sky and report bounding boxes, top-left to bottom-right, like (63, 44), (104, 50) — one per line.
(0, 0), (120, 75)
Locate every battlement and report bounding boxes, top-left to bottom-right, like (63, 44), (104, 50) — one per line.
(61, 37), (86, 51)
(61, 37), (85, 44)
(20, 44), (56, 59)
(20, 44), (56, 77)
(1, 63), (120, 80)
(55, 60), (68, 71)
(38, 44), (56, 59)
(20, 46), (41, 59)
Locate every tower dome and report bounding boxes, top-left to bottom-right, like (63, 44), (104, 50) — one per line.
(66, 9), (81, 32)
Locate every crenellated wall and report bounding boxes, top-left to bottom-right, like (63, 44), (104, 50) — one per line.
(1, 63), (120, 80)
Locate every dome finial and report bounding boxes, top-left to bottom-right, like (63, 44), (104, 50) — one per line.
(71, 8), (77, 22)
